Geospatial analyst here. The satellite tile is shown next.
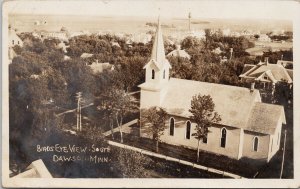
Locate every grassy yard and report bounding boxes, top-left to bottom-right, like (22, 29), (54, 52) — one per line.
(107, 132), (266, 178)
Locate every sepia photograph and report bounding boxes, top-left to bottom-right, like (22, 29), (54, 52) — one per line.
(2, 0), (300, 188)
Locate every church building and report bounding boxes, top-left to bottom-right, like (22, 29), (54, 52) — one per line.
(139, 18), (286, 162)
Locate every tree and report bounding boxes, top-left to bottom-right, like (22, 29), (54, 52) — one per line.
(114, 148), (152, 178)
(99, 87), (136, 143)
(189, 94), (221, 162)
(141, 107), (168, 152)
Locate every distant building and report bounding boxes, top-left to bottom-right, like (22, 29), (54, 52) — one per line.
(8, 27), (23, 47)
(34, 30), (69, 41)
(258, 34), (271, 42)
(132, 33), (152, 44)
(8, 26), (23, 64)
(89, 60), (115, 74)
(139, 18), (286, 162)
(111, 41), (121, 48)
(222, 28), (231, 36)
(212, 47), (222, 55)
(56, 41), (69, 53)
(167, 45), (191, 60)
(80, 53), (94, 59)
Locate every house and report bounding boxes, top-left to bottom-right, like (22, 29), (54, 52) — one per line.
(80, 53), (94, 59)
(89, 60), (115, 74)
(239, 59), (293, 90)
(8, 26), (23, 47)
(56, 41), (69, 53)
(258, 34), (271, 42)
(139, 18), (286, 162)
(8, 47), (17, 64)
(167, 45), (191, 60)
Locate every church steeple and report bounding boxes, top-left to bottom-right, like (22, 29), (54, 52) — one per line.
(142, 16), (171, 84)
(150, 16), (168, 68)
(139, 16), (171, 108)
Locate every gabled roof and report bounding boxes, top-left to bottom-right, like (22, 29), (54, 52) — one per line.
(240, 63), (293, 83)
(161, 78), (261, 129)
(167, 49), (191, 59)
(143, 17), (171, 71)
(159, 78), (285, 134)
(80, 53), (93, 58)
(245, 102), (286, 134)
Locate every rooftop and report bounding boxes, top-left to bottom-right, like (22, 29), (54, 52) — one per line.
(161, 78), (261, 129)
(160, 78), (285, 134)
(240, 62), (293, 83)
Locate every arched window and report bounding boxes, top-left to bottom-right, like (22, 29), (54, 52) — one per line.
(151, 69), (155, 79)
(253, 137), (259, 152)
(163, 70), (166, 79)
(186, 121), (191, 139)
(220, 128), (227, 148)
(203, 136), (207, 144)
(12, 40), (14, 45)
(169, 118), (175, 136)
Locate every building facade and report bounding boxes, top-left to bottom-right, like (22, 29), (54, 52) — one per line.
(139, 18), (286, 162)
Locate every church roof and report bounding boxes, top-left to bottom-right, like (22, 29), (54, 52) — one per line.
(143, 17), (171, 71)
(245, 102), (285, 134)
(159, 78), (285, 134)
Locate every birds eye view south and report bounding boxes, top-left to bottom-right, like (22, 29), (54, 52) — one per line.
(3, 0), (296, 186)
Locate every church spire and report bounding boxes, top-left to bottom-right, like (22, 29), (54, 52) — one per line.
(149, 16), (168, 69)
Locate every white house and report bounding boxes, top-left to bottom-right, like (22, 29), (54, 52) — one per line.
(258, 34), (271, 42)
(239, 59), (293, 87)
(89, 60), (115, 74)
(8, 27), (23, 48)
(167, 45), (191, 60)
(139, 18), (286, 162)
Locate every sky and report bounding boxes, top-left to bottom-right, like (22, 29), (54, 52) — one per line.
(3, 0), (299, 20)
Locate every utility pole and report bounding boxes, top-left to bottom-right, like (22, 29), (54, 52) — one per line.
(230, 48), (233, 60)
(188, 12), (191, 32)
(280, 129), (287, 178)
(76, 92), (82, 132)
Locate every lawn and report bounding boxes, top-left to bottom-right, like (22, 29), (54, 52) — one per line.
(107, 131), (266, 178)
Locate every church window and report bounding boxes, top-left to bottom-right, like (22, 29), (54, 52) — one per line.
(152, 69), (155, 79)
(12, 40), (14, 45)
(203, 136), (207, 144)
(220, 128), (227, 148)
(169, 117), (175, 136)
(163, 70), (166, 79)
(253, 137), (259, 152)
(186, 121), (191, 139)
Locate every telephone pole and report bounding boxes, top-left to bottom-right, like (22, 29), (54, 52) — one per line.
(230, 48), (233, 60)
(188, 12), (191, 32)
(76, 92), (82, 131)
(280, 129), (287, 178)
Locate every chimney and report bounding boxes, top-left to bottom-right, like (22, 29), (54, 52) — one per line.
(265, 57), (269, 65)
(250, 82), (255, 93)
